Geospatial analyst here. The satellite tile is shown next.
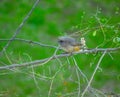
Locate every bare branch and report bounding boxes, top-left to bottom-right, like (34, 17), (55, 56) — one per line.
(81, 51), (106, 97)
(0, 47), (120, 70)
(0, 38), (58, 49)
(0, 0), (41, 57)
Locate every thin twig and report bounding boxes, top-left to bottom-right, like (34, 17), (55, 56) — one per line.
(48, 46), (60, 97)
(76, 67), (81, 97)
(25, 54), (41, 95)
(0, 0), (40, 57)
(48, 61), (64, 97)
(72, 56), (81, 97)
(72, 56), (89, 83)
(31, 66), (41, 95)
(81, 51), (106, 97)
(48, 78), (54, 97)
(0, 47), (119, 70)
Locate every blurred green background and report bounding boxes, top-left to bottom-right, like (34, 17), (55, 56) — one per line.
(0, 0), (120, 97)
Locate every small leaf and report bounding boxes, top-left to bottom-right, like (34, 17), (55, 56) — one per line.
(116, 37), (120, 42)
(93, 31), (97, 37)
(113, 37), (120, 43)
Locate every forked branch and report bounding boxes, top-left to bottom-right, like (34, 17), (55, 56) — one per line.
(0, 47), (120, 70)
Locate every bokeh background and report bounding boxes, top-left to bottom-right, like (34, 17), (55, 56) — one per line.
(0, 0), (120, 97)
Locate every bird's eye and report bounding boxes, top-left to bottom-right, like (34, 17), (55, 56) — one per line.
(58, 40), (64, 43)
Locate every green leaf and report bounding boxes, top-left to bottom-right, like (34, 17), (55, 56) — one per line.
(93, 30), (97, 37)
(113, 37), (120, 43)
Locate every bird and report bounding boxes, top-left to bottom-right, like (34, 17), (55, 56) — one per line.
(58, 36), (86, 53)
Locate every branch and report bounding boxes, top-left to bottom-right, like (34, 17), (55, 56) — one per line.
(0, 47), (120, 70)
(0, 0), (40, 57)
(81, 51), (106, 97)
(0, 38), (57, 49)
